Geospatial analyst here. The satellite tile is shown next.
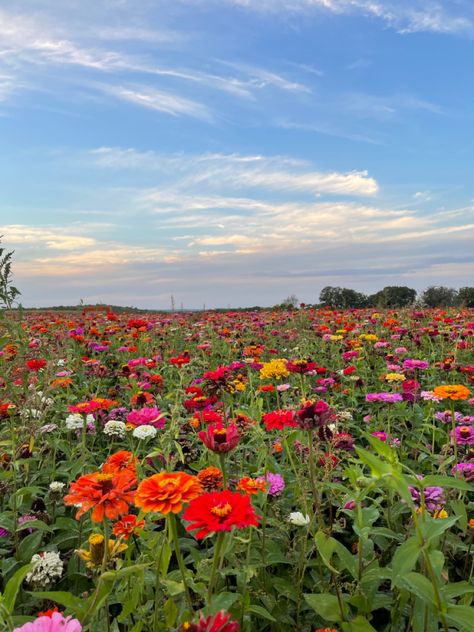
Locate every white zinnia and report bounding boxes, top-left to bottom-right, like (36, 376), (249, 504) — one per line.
(132, 425), (157, 440)
(104, 420), (126, 438)
(65, 413), (94, 430)
(288, 511), (310, 526)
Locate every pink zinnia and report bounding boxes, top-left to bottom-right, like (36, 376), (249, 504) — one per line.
(14, 612), (82, 632)
(126, 407), (166, 428)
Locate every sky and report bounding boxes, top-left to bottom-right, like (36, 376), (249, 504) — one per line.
(1, 0), (473, 309)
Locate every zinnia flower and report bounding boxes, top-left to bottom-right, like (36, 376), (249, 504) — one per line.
(296, 400), (333, 430)
(112, 514), (145, 540)
(135, 471), (202, 514)
(126, 407), (166, 429)
(13, 612), (82, 632)
(451, 425), (474, 445)
(197, 466), (224, 492)
(433, 385), (471, 401)
(262, 409), (298, 431)
(236, 477), (267, 495)
(64, 469), (136, 522)
(198, 423), (241, 453)
(178, 610), (239, 632)
(183, 490), (260, 539)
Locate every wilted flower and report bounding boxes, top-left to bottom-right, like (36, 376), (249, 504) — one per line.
(288, 511), (310, 526)
(26, 551), (63, 588)
(297, 400), (333, 430)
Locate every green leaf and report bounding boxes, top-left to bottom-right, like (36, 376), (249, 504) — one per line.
(443, 582), (474, 600)
(419, 515), (459, 542)
(164, 598), (178, 627)
(445, 604), (474, 630)
(29, 591), (86, 617)
(422, 475), (473, 492)
(247, 604), (277, 622)
(2, 564), (32, 614)
(304, 593), (349, 623)
(397, 572), (437, 608)
(342, 615), (378, 632)
(391, 536), (420, 580)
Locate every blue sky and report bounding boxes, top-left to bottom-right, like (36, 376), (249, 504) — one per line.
(1, 0), (473, 308)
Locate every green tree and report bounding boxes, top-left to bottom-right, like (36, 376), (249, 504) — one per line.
(319, 286), (367, 308)
(421, 286), (458, 307)
(377, 286), (417, 308)
(458, 286), (474, 308)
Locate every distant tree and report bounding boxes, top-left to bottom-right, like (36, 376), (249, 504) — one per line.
(319, 286), (367, 309)
(458, 287), (474, 308)
(421, 286), (458, 308)
(377, 286), (416, 308)
(0, 237), (21, 310)
(279, 294), (299, 309)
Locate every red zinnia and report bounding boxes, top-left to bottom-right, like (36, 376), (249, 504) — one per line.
(262, 409), (298, 431)
(26, 359), (46, 371)
(183, 489), (260, 539)
(198, 423), (241, 453)
(179, 610), (240, 632)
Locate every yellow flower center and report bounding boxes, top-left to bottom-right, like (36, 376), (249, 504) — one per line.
(210, 502), (232, 518)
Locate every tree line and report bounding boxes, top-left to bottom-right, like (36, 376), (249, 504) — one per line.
(316, 285), (474, 309)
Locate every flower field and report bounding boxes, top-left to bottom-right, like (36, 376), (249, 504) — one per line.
(0, 306), (473, 632)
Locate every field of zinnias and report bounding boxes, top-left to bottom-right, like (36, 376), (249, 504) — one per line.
(0, 308), (473, 632)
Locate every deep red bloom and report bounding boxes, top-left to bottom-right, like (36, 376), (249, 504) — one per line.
(179, 610), (239, 632)
(183, 490), (260, 539)
(297, 400), (334, 430)
(286, 359), (317, 374)
(26, 359), (46, 371)
(198, 423), (241, 453)
(262, 409), (298, 431)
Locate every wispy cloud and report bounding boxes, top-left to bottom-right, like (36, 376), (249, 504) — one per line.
(216, 1), (473, 36)
(97, 84), (214, 120)
(90, 148), (378, 196)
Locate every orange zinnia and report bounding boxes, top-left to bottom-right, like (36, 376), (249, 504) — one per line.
(433, 384), (471, 401)
(64, 469), (137, 522)
(102, 450), (138, 475)
(135, 471), (202, 514)
(237, 477), (267, 495)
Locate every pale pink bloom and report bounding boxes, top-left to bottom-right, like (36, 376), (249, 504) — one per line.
(14, 612), (82, 632)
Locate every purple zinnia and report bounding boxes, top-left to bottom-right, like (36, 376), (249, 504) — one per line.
(452, 462), (474, 481)
(257, 472), (285, 497)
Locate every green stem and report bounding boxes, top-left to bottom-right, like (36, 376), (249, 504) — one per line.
(168, 513), (194, 615)
(208, 531), (226, 601)
(219, 453), (228, 488)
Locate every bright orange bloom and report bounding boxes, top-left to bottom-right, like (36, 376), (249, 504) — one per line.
(134, 471), (202, 514)
(433, 384), (471, 401)
(102, 450), (138, 475)
(197, 466), (224, 492)
(237, 477), (267, 495)
(51, 377), (73, 388)
(64, 469), (137, 522)
(112, 514), (145, 540)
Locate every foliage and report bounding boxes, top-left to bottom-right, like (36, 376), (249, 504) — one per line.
(421, 286), (458, 308)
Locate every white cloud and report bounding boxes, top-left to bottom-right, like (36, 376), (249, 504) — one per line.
(97, 84), (213, 120)
(90, 147), (379, 196)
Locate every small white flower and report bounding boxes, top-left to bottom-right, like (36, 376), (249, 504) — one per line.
(26, 551), (63, 587)
(49, 481), (65, 493)
(132, 425), (157, 440)
(56, 359), (66, 366)
(104, 420), (126, 438)
(288, 511), (310, 526)
(65, 413), (94, 430)
(21, 408), (42, 419)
